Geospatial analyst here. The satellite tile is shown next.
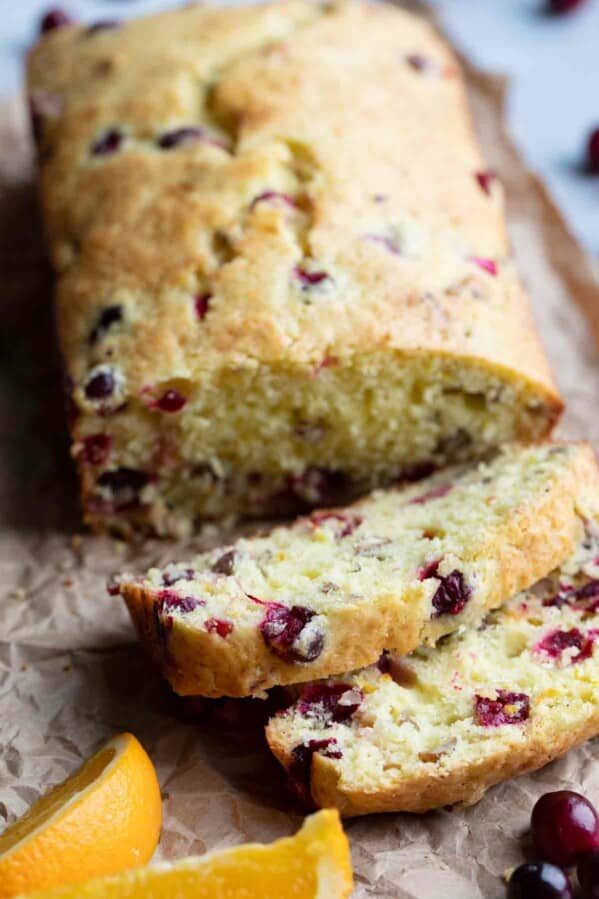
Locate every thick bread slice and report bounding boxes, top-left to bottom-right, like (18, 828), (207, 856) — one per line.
(266, 526), (599, 816)
(117, 442), (597, 697)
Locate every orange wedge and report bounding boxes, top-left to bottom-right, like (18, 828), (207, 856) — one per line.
(0, 733), (161, 898)
(16, 810), (353, 899)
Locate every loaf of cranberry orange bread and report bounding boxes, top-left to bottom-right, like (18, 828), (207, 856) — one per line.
(27, 1), (561, 538)
(266, 527), (599, 816)
(115, 443), (597, 697)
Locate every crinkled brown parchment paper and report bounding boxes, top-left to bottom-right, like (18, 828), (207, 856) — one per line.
(2, 7), (599, 897)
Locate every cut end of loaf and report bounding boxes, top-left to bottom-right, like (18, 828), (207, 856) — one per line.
(74, 352), (561, 538)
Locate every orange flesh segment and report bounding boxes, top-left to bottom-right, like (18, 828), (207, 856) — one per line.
(0, 748), (116, 856)
(16, 810), (353, 899)
(0, 734), (162, 898)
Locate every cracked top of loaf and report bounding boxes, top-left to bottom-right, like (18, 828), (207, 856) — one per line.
(28, 0), (559, 409)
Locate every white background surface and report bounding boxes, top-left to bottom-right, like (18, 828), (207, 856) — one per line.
(2, 0), (598, 258)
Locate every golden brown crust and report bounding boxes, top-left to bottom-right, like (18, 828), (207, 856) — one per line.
(122, 579), (424, 697)
(268, 710), (599, 817)
(27, 1), (561, 391)
(120, 443), (598, 697)
(27, 1), (561, 536)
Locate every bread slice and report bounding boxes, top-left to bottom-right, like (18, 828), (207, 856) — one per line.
(266, 528), (599, 816)
(28, 1), (561, 538)
(117, 443), (598, 697)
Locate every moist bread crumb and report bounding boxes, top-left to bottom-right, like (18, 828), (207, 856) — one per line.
(117, 443), (597, 697)
(266, 525), (599, 816)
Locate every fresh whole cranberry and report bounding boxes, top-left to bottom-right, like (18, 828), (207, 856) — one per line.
(155, 389), (187, 413)
(506, 862), (572, 899)
(586, 129), (599, 174)
(85, 369), (115, 400)
(40, 8), (72, 33)
(260, 604), (324, 663)
(194, 292), (212, 320)
(91, 128), (123, 157)
(431, 569), (471, 616)
(474, 690), (530, 726)
(531, 791), (599, 866)
(578, 847), (599, 898)
(546, 0), (587, 13)
(288, 738), (342, 806)
(78, 433), (111, 466)
(298, 682), (362, 724)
